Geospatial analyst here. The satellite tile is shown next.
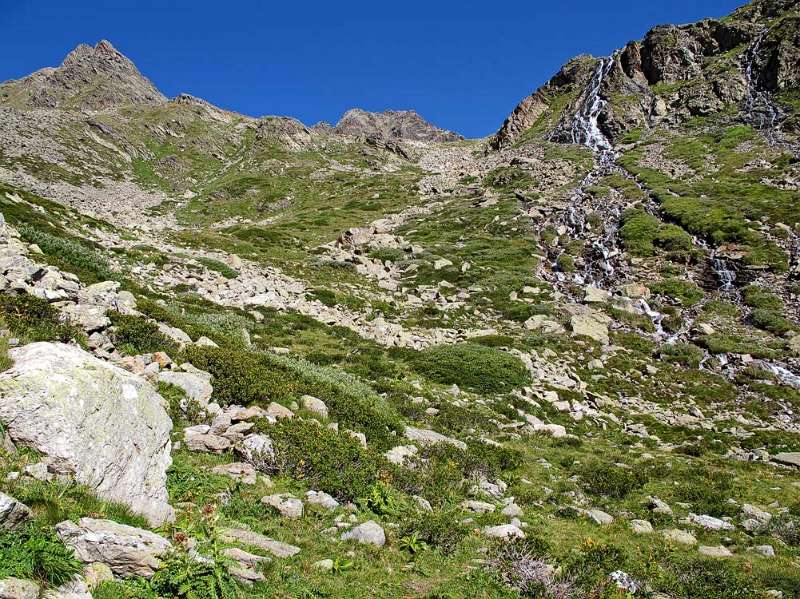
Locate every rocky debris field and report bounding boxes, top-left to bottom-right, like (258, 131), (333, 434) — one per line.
(1, 0), (800, 597)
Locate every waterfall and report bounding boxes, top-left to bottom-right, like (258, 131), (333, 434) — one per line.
(742, 29), (782, 139)
(712, 257), (736, 290)
(764, 363), (800, 390)
(568, 56), (615, 154)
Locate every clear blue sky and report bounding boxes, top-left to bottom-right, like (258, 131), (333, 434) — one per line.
(2, 0), (745, 138)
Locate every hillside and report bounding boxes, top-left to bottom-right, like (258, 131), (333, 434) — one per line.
(0, 1), (799, 598)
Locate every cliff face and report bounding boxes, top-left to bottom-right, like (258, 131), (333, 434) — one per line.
(491, 0), (800, 149)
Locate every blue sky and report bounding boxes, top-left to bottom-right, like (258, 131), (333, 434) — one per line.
(2, 0), (745, 138)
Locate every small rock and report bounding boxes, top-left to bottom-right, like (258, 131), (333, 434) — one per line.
(340, 520), (385, 547)
(698, 545), (733, 558)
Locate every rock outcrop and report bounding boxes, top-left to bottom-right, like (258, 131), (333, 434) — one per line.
(0, 343), (174, 525)
(335, 108), (462, 142)
(56, 518), (171, 578)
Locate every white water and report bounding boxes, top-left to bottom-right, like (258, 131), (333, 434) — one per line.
(765, 363), (800, 390)
(569, 56), (616, 153)
(743, 29), (782, 137)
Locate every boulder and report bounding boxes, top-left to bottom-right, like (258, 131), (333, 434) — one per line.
(0, 492), (31, 530)
(262, 494), (304, 519)
(301, 395), (328, 419)
(661, 528), (697, 545)
(773, 452), (800, 467)
(59, 304), (110, 333)
(157, 371), (213, 408)
(686, 513), (735, 531)
(570, 311), (610, 345)
(219, 527), (300, 558)
(340, 520), (386, 547)
(699, 545), (733, 558)
(630, 519), (654, 534)
(404, 426), (466, 450)
(306, 490), (339, 510)
(236, 434), (275, 472)
(212, 462), (257, 485)
(56, 518), (171, 578)
(0, 343), (173, 525)
(483, 524), (525, 541)
(385, 444), (418, 465)
(0, 578), (39, 599)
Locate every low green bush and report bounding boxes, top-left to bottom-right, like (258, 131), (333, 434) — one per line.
(743, 285), (783, 310)
(184, 346), (403, 447)
(0, 294), (85, 345)
(751, 308), (795, 336)
(649, 279), (703, 307)
(577, 461), (648, 499)
(108, 312), (178, 355)
(658, 342), (704, 369)
(19, 225), (115, 283)
(269, 419), (385, 502)
(196, 257), (239, 279)
(398, 508), (470, 555)
(0, 525), (82, 587)
(407, 343), (529, 393)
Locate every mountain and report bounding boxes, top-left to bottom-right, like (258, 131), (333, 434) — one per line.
(0, 1), (799, 597)
(492, 0), (800, 148)
(0, 39), (165, 110)
(334, 108), (464, 142)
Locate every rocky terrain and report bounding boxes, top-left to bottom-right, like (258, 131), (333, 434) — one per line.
(0, 1), (799, 597)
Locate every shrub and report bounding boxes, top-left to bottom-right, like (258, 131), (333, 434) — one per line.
(751, 308), (795, 336)
(184, 346), (402, 447)
(270, 419), (386, 502)
(196, 257), (239, 279)
(577, 461), (647, 499)
(398, 508), (470, 555)
(649, 279), (703, 307)
(742, 285), (783, 310)
(0, 294), (84, 344)
(407, 343), (529, 393)
(108, 312), (178, 355)
(0, 525), (82, 587)
(658, 556), (760, 599)
(19, 225), (115, 283)
(149, 550), (242, 599)
(658, 342), (704, 368)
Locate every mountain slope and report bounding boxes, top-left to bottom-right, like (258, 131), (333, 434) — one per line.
(0, 2), (800, 598)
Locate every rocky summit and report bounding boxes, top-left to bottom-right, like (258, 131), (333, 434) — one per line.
(0, 0), (799, 597)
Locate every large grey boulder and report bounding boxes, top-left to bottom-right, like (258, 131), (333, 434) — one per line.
(56, 518), (171, 578)
(0, 578), (39, 599)
(0, 492), (31, 530)
(0, 343), (174, 525)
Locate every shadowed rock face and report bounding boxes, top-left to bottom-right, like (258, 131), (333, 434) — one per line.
(0, 39), (165, 110)
(334, 108), (463, 142)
